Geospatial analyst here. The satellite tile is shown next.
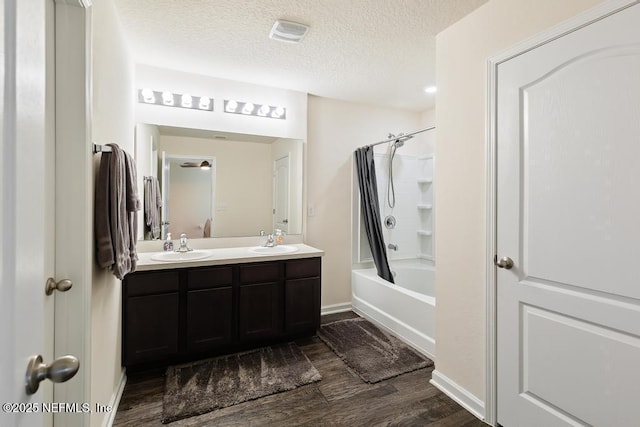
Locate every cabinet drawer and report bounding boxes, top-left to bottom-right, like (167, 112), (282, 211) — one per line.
(285, 257), (321, 279)
(188, 266), (233, 290)
(239, 262), (280, 284)
(126, 271), (179, 296)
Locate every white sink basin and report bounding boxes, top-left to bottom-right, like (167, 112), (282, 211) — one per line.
(249, 245), (299, 254)
(150, 250), (211, 262)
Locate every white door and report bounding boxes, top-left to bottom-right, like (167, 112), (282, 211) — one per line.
(0, 1), (73, 425)
(161, 151), (170, 238)
(274, 155), (290, 233)
(496, 3), (640, 426)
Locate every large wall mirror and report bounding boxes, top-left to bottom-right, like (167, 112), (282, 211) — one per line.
(136, 123), (304, 241)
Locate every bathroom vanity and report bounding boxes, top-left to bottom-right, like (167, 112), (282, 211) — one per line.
(122, 244), (323, 370)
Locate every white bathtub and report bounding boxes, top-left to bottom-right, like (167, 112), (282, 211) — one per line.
(351, 261), (435, 359)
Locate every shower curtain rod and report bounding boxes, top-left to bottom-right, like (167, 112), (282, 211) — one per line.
(365, 126), (436, 148)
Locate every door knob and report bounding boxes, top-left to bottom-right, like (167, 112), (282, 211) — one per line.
(495, 256), (514, 270)
(25, 354), (79, 395)
(45, 278), (72, 295)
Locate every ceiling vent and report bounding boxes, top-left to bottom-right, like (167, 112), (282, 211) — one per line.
(269, 20), (309, 43)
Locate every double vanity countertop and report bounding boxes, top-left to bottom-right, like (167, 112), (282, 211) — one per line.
(135, 243), (324, 271)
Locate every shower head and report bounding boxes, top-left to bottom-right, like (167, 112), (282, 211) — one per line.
(395, 134), (415, 148)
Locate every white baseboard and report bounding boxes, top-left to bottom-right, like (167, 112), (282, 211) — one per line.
(321, 302), (352, 315)
(430, 369), (485, 421)
(103, 370), (127, 427)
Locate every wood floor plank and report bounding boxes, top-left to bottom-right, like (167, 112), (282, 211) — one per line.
(113, 312), (486, 426)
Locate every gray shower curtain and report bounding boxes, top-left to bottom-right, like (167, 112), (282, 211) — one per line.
(354, 146), (394, 283)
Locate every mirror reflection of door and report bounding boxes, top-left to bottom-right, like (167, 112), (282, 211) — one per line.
(161, 152), (215, 239)
(161, 151), (169, 239)
(273, 154), (290, 233)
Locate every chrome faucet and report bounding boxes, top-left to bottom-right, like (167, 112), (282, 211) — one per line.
(176, 233), (193, 252)
(387, 243), (398, 251)
(263, 233), (276, 247)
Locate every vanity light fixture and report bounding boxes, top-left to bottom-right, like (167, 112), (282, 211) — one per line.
(258, 104), (271, 116)
(162, 91), (174, 106)
(271, 106), (285, 119)
(225, 100), (238, 113)
(137, 89), (214, 111)
(242, 102), (255, 115)
(141, 88), (155, 103)
(198, 96), (211, 110)
(224, 99), (287, 120)
(181, 93), (193, 108)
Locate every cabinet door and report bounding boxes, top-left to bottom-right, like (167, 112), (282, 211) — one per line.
(124, 293), (179, 365)
(124, 271), (180, 366)
(187, 287), (233, 353)
(238, 282), (281, 342)
(186, 266), (234, 353)
(285, 277), (320, 334)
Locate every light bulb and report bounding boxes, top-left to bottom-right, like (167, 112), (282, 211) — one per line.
(162, 91), (174, 105)
(271, 106), (285, 118)
(424, 86), (437, 94)
(141, 88), (155, 103)
(242, 102), (255, 115)
(225, 100), (238, 112)
(258, 105), (271, 116)
(181, 94), (192, 108)
(199, 96), (211, 110)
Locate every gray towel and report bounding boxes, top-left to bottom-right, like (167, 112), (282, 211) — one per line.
(203, 218), (211, 238)
(95, 143), (141, 279)
(144, 176), (163, 239)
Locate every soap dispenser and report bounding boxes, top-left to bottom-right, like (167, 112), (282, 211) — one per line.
(275, 229), (285, 245)
(163, 233), (174, 251)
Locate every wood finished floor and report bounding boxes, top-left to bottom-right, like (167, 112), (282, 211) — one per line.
(113, 312), (486, 426)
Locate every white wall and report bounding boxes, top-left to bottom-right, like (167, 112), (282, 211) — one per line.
(90, 0), (135, 425)
(434, 0), (604, 407)
(307, 95), (425, 308)
(420, 108), (436, 156)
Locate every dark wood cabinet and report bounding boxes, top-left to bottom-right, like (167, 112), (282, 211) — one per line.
(122, 257), (321, 370)
(284, 278), (320, 333)
(122, 271), (180, 366)
(238, 262), (282, 342)
(186, 267), (234, 354)
(284, 258), (321, 334)
(238, 282), (281, 341)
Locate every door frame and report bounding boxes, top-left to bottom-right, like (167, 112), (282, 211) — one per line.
(54, 1), (93, 426)
(273, 153), (291, 233)
(484, 0), (639, 424)
(162, 153), (216, 238)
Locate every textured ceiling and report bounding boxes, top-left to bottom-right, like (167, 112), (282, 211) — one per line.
(112, 0), (487, 112)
